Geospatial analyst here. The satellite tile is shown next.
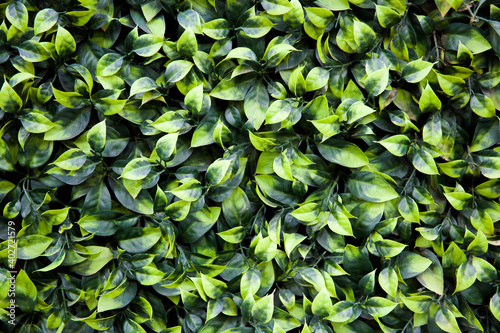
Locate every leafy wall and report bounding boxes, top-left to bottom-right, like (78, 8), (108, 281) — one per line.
(0, 0), (500, 332)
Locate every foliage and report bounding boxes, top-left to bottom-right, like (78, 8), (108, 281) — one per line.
(0, 0), (500, 332)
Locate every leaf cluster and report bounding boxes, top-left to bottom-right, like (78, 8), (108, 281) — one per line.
(0, 0), (500, 332)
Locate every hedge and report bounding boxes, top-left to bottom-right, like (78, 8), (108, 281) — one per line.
(1, 0), (500, 332)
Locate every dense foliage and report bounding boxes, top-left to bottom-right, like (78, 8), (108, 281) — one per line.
(1, 0), (500, 332)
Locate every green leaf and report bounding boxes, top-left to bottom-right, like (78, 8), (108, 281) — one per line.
(52, 148), (87, 171)
(52, 87), (84, 108)
(377, 135), (410, 156)
(376, 5), (401, 28)
(252, 294), (274, 323)
(217, 226), (246, 244)
(491, 293), (500, 322)
(436, 73), (465, 96)
(310, 115), (340, 142)
(56, 25), (77, 57)
(0, 81), (23, 113)
(416, 250), (444, 295)
(210, 76), (254, 101)
(398, 195), (419, 223)
(96, 53), (124, 77)
(470, 118), (500, 152)
(312, 288), (333, 317)
(402, 59), (434, 83)
(169, 178), (202, 201)
(397, 251), (432, 279)
(317, 139), (368, 168)
(353, 21), (376, 50)
(185, 84), (203, 114)
(327, 211), (353, 236)
(222, 187), (251, 227)
(475, 179), (500, 199)
(365, 67), (389, 97)
(467, 230), (488, 255)
(35, 250), (66, 273)
(72, 246), (114, 276)
(18, 40), (51, 62)
(444, 191), (472, 210)
(165, 60), (193, 83)
(202, 19), (230, 40)
(419, 83), (441, 112)
(435, 306), (461, 333)
(412, 149), (439, 175)
(241, 16), (274, 38)
(306, 67), (330, 92)
(121, 158), (152, 180)
(6, 2), (28, 32)
(34, 8), (59, 35)
(130, 77), (158, 97)
(156, 132), (178, 161)
(241, 268), (261, 299)
(378, 267), (398, 298)
(202, 274), (227, 299)
(314, 0), (350, 11)
(15, 270), (37, 313)
(326, 301), (357, 323)
(348, 171), (399, 203)
(441, 23), (491, 54)
(115, 227), (162, 254)
(98, 281), (137, 312)
(78, 211), (120, 236)
(17, 235), (53, 260)
(178, 206), (221, 242)
(19, 111), (55, 133)
(177, 28), (198, 57)
(289, 65), (306, 96)
(87, 120), (106, 153)
(364, 297), (398, 317)
(305, 7), (334, 27)
(346, 101), (376, 124)
(266, 99), (293, 125)
(472, 257), (497, 282)
(134, 34), (164, 57)
(374, 239), (407, 258)
(262, 0), (293, 15)
(471, 94), (495, 118)
(245, 82), (269, 130)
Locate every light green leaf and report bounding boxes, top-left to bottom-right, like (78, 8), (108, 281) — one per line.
(52, 148), (87, 171)
(6, 2), (28, 32)
(17, 235), (53, 260)
(348, 171), (399, 203)
(377, 135), (410, 156)
(15, 270), (37, 313)
(56, 25), (76, 57)
(317, 139), (368, 168)
(34, 9), (59, 35)
(134, 34), (164, 57)
(241, 16), (274, 38)
(252, 294), (274, 323)
(121, 158), (152, 180)
(402, 59), (434, 83)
